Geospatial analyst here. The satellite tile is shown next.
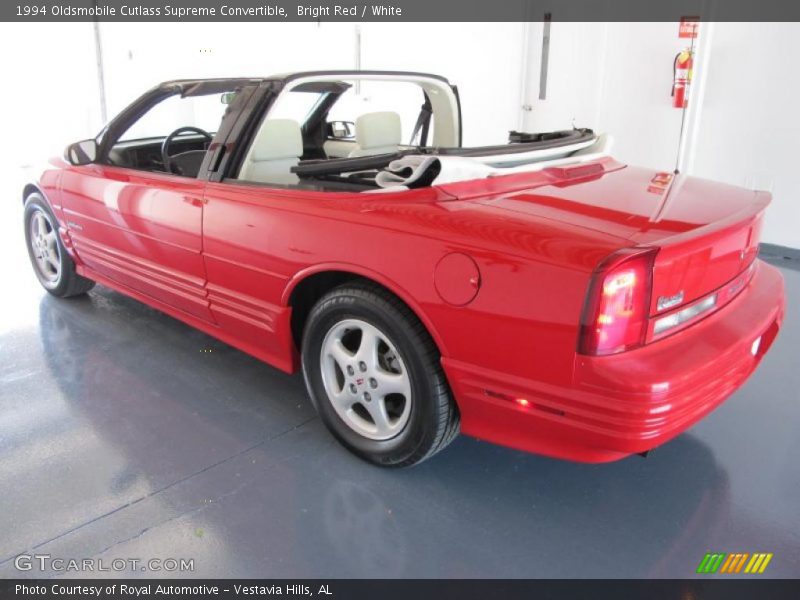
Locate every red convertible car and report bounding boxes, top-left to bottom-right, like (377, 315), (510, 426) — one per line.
(23, 70), (785, 466)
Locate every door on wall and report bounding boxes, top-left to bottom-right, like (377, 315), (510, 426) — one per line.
(519, 21), (687, 170)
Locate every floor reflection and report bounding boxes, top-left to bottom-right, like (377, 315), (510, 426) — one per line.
(0, 265), (796, 578)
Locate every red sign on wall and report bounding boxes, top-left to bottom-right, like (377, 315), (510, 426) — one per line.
(679, 17), (700, 39)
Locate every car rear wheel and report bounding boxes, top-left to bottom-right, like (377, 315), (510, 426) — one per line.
(24, 193), (95, 298)
(301, 282), (459, 467)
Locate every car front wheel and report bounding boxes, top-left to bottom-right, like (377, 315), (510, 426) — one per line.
(301, 282), (459, 467)
(24, 193), (95, 298)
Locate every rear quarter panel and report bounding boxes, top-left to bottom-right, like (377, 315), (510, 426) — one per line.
(201, 181), (624, 393)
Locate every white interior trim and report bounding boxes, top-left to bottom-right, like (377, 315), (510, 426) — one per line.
(374, 134), (614, 189)
(279, 73), (461, 148)
(467, 137), (597, 167)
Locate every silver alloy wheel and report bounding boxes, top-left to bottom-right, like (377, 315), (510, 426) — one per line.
(29, 208), (61, 287)
(320, 318), (412, 441)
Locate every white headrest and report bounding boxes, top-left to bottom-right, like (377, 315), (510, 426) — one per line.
(355, 111), (401, 150)
(251, 119), (302, 161)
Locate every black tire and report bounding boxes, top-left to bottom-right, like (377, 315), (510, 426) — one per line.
(301, 282), (459, 467)
(24, 193), (95, 298)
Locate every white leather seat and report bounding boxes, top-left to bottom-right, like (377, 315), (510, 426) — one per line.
(349, 111), (401, 157)
(239, 119), (302, 185)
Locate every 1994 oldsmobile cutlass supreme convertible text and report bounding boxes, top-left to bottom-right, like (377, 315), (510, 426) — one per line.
(22, 71), (785, 466)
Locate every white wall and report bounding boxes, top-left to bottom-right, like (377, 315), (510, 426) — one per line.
(523, 21), (800, 249)
(4, 22), (524, 154)
(594, 22), (688, 171)
(0, 23), (101, 167)
(359, 23), (526, 146)
(520, 22), (607, 134)
(98, 22), (358, 119)
(98, 22), (525, 147)
(2, 21), (797, 248)
(688, 23), (800, 249)
(522, 22), (687, 171)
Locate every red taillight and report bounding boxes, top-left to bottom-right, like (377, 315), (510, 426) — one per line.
(578, 248), (658, 356)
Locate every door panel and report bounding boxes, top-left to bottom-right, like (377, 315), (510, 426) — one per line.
(200, 182), (298, 371)
(60, 164), (213, 321)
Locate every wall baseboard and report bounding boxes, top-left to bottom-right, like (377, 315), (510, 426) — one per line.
(760, 243), (800, 271)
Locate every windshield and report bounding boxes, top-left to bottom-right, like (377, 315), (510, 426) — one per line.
(119, 93), (230, 141)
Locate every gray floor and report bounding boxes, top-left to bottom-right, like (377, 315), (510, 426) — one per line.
(1, 174), (799, 579)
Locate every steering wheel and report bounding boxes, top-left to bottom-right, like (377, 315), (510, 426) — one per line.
(161, 126), (213, 175)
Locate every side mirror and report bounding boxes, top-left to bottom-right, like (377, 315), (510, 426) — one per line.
(220, 91), (237, 105)
(65, 139), (98, 166)
(329, 121), (355, 140)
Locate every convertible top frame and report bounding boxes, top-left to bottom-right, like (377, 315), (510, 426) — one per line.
(94, 70), (463, 184)
(93, 70), (591, 190)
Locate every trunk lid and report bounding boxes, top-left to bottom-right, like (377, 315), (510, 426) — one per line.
(635, 174), (766, 317)
(439, 161), (768, 315)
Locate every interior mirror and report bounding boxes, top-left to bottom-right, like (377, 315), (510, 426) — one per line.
(329, 121), (355, 140)
(65, 139), (98, 166)
(220, 91), (237, 105)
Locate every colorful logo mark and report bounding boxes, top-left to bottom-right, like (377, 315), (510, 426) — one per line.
(696, 552), (773, 574)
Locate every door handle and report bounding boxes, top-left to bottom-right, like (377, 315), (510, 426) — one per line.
(185, 196), (208, 207)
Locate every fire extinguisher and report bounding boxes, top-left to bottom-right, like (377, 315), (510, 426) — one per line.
(672, 49), (693, 108)
(672, 48), (694, 108)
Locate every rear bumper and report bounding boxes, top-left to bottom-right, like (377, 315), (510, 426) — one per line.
(442, 260), (785, 462)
